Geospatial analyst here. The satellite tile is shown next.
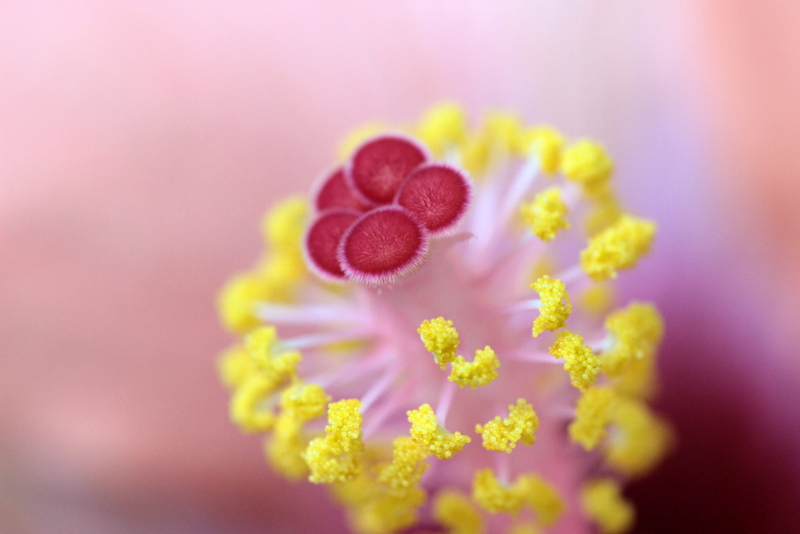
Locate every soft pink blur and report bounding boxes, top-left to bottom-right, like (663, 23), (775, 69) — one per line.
(1, 2), (798, 533)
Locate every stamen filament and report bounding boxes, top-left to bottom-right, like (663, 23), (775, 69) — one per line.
(508, 351), (560, 364)
(308, 349), (390, 388)
(360, 368), (397, 413)
(436, 380), (457, 426)
(496, 448), (512, 484)
(509, 299), (542, 313)
(557, 264), (584, 285)
(500, 154), (541, 225)
(282, 329), (369, 351)
(362, 381), (415, 439)
(257, 303), (363, 326)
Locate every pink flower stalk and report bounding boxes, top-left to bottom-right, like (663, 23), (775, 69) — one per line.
(217, 104), (670, 534)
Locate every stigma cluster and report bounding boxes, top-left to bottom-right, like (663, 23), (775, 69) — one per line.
(217, 103), (669, 534)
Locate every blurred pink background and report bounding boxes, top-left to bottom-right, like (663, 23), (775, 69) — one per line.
(2, 2), (798, 533)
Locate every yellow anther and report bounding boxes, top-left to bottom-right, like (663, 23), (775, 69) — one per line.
(244, 326), (302, 380)
(449, 346), (500, 388)
(407, 404), (471, 459)
(279, 382), (330, 423)
(265, 414), (310, 480)
(473, 470), (564, 523)
(334, 455), (427, 534)
(433, 490), (484, 534)
(569, 387), (616, 451)
(262, 196), (308, 252)
(517, 126), (564, 175)
(304, 399), (365, 484)
(230, 373), (279, 433)
(580, 215), (656, 281)
(549, 330), (600, 391)
(416, 101), (468, 157)
(258, 248), (306, 287)
(585, 191), (623, 235)
(483, 111), (524, 153)
(581, 478), (635, 534)
(377, 436), (430, 492)
(245, 325), (278, 363)
(472, 468), (525, 515)
(476, 399), (538, 453)
(337, 122), (390, 161)
(605, 397), (672, 477)
(614, 353), (657, 399)
(217, 343), (257, 391)
(520, 187), (570, 242)
(517, 474), (565, 527)
(418, 317), (460, 369)
(218, 272), (271, 334)
(461, 131), (491, 178)
(602, 303), (664, 377)
(324, 398), (364, 451)
(347, 488), (425, 534)
(561, 140), (613, 195)
(304, 436), (363, 484)
(580, 283), (615, 316)
(531, 275), (571, 337)
(508, 522), (542, 534)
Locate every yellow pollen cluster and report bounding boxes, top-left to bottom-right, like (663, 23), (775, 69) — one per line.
(605, 397), (672, 478)
(517, 474), (566, 527)
(266, 413), (310, 480)
(459, 111), (524, 178)
(472, 469), (564, 524)
(531, 275), (571, 337)
(407, 404), (471, 459)
(377, 436), (430, 491)
(580, 215), (656, 281)
(217, 344), (257, 390)
(518, 126), (564, 175)
(433, 490), (484, 534)
(246, 326), (300, 374)
(520, 187), (570, 242)
(418, 318), (500, 388)
(579, 283), (615, 316)
(230, 374), (279, 432)
(614, 352), (658, 400)
(334, 472), (425, 534)
(484, 112), (525, 154)
(581, 479), (635, 534)
(227, 326), (302, 434)
(418, 317), (460, 369)
(476, 398), (539, 453)
(569, 387), (616, 451)
(416, 102), (468, 157)
(549, 330), (600, 391)
(560, 140), (613, 196)
(304, 399), (365, 484)
(585, 190), (624, 235)
(218, 197), (308, 333)
(449, 346), (500, 388)
(280, 382), (330, 423)
(472, 468), (525, 515)
(603, 303), (664, 376)
(333, 437), (430, 534)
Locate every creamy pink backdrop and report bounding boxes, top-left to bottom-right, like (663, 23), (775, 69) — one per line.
(1, 2), (798, 533)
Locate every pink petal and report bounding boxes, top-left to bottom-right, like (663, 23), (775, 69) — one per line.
(347, 135), (427, 204)
(338, 206), (429, 285)
(304, 210), (360, 281)
(312, 167), (374, 213)
(395, 163), (472, 236)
